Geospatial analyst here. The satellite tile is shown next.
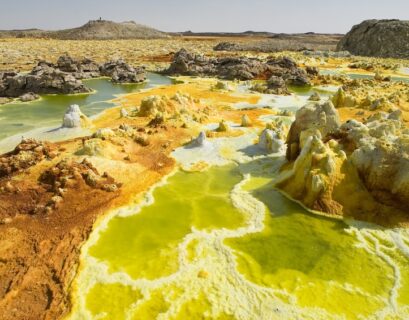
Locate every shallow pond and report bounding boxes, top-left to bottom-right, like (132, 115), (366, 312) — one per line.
(0, 73), (173, 141)
(69, 163), (409, 320)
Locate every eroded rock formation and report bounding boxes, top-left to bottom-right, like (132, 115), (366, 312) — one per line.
(0, 62), (91, 97)
(0, 139), (57, 178)
(56, 55), (101, 79)
(286, 101), (340, 161)
(100, 59), (146, 83)
(276, 99), (409, 226)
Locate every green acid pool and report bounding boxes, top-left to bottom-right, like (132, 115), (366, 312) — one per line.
(0, 73), (173, 141)
(68, 161), (409, 320)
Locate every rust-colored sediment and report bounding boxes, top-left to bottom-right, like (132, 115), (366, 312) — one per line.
(0, 130), (189, 320)
(0, 78), (269, 320)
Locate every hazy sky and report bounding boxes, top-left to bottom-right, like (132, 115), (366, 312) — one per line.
(1, 0), (408, 33)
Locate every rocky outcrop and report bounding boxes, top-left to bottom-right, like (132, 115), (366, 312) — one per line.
(57, 55), (145, 82)
(39, 159), (120, 200)
(337, 19), (409, 58)
(341, 117), (409, 207)
(286, 101), (341, 161)
(0, 61), (91, 97)
(100, 59), (146, 83)
(56, 55), (100, 79)
(276, 100), (409, 226)
(316, 75), (409, 121)
(0, 139), (56, 178)
(0, 56), (147, 98)
(213, 42), (241, 51)
(165, 49), (310, 85)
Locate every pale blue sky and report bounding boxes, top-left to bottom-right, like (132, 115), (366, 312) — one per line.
(1, 0), (408, 33)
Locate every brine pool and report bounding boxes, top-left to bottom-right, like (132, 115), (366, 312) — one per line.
(0, 73), (173, 142)
(68, 160), (409, 320)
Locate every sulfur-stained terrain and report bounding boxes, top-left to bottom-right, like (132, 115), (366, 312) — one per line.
(1, 37), (409, 319)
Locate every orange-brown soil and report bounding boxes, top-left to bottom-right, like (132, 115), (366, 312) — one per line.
(0, 118), (193, 320)
(0, 79), (270, 320)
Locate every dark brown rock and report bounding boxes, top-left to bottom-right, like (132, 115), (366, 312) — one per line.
(165, 49), (310, 85)
(100, 59), (146, 83)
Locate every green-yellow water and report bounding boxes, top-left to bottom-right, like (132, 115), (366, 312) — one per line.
(0, 73), (172, 141)
(88, 166), (245, 280)
(69, 162), (409, 320)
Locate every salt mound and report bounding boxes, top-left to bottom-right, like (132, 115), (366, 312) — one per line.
(191, 131), (209, 147)
(258, 129), (285, 153)
(62, 104), (85, 128)
(138, 93), (197, 118)
(241, 115), (252, 127)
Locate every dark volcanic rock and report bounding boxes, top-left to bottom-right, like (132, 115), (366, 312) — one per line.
(56, 55), (79, 73)
(217, 56), (270, 80)
(266, 57), (310, 86)
(0, 62), (91, 97)
(0, 56), (147, 98)
(165, 49), (310, 85)
(306, 66), (319, 76)
(337, 19), (409, 58)
(100, 59), (146, 83)
(57, 55), (100, 79)
(165, 49), (218, 77)
(267, 76), (286, 89)
(213, 42), (241, 51)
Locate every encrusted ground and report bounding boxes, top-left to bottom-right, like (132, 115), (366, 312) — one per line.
(1, 37), (409, 319)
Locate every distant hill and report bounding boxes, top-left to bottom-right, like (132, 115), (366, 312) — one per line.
(0, 20), (168, 40)
(0, 28), (47, 38)
(53, 20), (167, 39)
(172, 31), (343, 39)
(174, 30), (276, 37)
